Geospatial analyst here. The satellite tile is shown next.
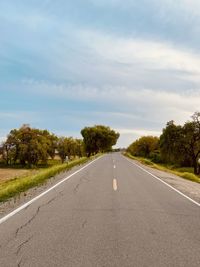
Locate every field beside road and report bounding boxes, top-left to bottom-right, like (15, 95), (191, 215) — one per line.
(0, 169), (38, 184)
(0, 157), (91, 203)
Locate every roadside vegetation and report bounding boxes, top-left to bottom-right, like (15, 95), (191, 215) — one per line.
(0, 124), (119, 202)
(0, 157), (89, 202)
(126, 111), (200, 182)
(125, 153), (200, 183)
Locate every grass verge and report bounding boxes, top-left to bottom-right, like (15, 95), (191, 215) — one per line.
(0, 155), (99, 203)
(125, 153), (200, 184)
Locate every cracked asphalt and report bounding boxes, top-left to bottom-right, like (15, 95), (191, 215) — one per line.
(0, 153), (200, 267)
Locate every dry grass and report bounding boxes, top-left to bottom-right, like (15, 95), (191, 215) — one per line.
(0, 154), (103, 202)
(0, 169), (38, 184)
(125, 153), (200, 184)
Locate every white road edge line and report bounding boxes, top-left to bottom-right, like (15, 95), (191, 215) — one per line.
(0, 156), (104, 225)
(124, 156), (200, 207)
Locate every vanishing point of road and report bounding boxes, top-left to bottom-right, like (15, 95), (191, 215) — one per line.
(0, 153), (200, 267)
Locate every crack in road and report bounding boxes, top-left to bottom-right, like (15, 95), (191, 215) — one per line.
(12, 192), (65, 267)
(15, 193), (63, 239)
(17, 257), (23, 267)
(73, 176), (90, 194)
(13, 194), (64, 266)
(82, 220), (87, 229)
(73, 183), (80, 194)
(16, 235), (33, 256)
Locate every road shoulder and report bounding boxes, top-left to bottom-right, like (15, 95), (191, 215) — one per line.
(0, 157), (99, 218)
(125, 156), (200, 204)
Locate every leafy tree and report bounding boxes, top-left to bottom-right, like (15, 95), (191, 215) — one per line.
(57, 137), (84, 163)
(160, 121), (184, 165)
(81, 125), (119, 156)
(2, 125), (56, 166)
(182, 112), (200, 174)
(57, 137), (69, 163)
(128, 136), (159, 159)
(74, 139), (84, 158)
(160, 112), (200, 174)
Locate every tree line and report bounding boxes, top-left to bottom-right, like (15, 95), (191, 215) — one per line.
(127, 112), (200, 174)
(0, 124), (119, 167)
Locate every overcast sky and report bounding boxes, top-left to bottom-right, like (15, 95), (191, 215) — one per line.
(1, 0), (200, 147)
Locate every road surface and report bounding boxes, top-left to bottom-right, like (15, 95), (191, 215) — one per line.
(0, 153), (200, 267)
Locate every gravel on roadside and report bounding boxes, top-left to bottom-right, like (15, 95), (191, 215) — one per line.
(0, 160), (93, 218)
(132, 159), (200, 204)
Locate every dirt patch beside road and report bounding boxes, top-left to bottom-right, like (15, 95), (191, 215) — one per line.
(0, 169), (37, 184)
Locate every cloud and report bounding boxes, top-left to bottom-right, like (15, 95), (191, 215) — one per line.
(116, 128), (161, 136)
(1, 0), (200, 147)
(89, 0), (200, 14)
(20, 79), (200, 125)
(80, 30), (200, 80)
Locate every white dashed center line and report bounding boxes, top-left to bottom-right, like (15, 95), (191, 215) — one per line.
(113, 179), (118, 191)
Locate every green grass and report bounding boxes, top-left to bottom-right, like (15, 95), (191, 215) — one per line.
(125, 153), (200, 184)
(0, 155), (99, 203)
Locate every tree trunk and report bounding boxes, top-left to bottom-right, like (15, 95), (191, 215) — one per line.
(193, 158), (198, 174)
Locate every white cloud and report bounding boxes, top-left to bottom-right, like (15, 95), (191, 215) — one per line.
(89, 0), (200, 15)
(159, 0), (200, 16)
(80, 30), (200, 77)
(20, 79), (200, 128)
(116, 128), (161, 136)
(22, 79), (200, 111)
(115, 128), (162, 148)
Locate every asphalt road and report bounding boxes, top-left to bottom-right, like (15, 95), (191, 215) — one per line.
(0, 153), (200, 267)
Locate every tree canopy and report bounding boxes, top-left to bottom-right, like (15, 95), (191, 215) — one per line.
(127, 112), (200, 174)
(81, 125), (120, 156)
(160, 112), (200, 174)
(1, 125), (84, 167)
(127, 136), (159, 160)
(0, 124), (119, 166)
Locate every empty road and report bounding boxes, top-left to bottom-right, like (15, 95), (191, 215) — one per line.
(0, 153), (200, 267)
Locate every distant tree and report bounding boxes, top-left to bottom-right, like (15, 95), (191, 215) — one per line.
(182, 112), (200, 174)
(3, 126), (56, 166)
(127, 136), (159, 159)
(160, 112), (200, 174)
(73, 139), (85, 158)
(57, 137), (84, 163)
(81, 125), (119, 156)
(57, 137), (69, 163)
(160, 121), (184, 165)
(43, 132), (58, 159)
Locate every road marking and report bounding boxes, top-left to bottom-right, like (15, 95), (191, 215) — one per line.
(113, 165), (116, 169)
(113, 179), (118, 191)
(124, 157), (200, 207)
(0, 156), (104, 225)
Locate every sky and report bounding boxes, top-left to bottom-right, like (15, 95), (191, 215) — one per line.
(1, 0), (200, 147)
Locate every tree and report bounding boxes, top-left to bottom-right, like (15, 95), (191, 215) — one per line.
(160, 121), (184, 165)
(160, 112), (200, 174)
(182, 112), (200, 174)
(81, 125), (119, 156)
(57, 137), (84, 163)
(57, 137), (69, 163)
(127, 136), (159, 159)
(2, 125), (57, 166)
